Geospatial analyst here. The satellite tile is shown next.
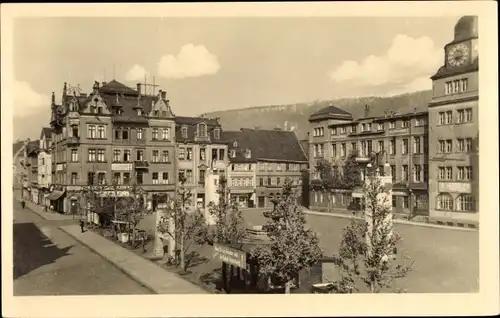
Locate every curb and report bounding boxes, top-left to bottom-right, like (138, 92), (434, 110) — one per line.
(59, 226), (158, 294)
(302, 210), (477, 232)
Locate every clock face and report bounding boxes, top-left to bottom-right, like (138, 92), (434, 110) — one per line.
(447, 43), (469, 67)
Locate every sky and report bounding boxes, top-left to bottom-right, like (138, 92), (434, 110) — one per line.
(13, 16), (459, 139)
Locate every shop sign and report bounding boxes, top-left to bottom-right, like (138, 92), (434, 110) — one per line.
(111, 163), (133, 171)
(438, 182), (471, 193)
(213, 243), (247, 268)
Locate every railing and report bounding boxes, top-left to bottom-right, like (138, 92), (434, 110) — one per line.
(66, 136), (80, 144)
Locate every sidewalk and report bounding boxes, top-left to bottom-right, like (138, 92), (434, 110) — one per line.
(60, 225), (209, 294)
(22, 200), (75, 221)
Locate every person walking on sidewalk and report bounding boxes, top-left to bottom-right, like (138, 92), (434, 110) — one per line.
(21, 200), (25, 209)
(79, 219), (85, 233)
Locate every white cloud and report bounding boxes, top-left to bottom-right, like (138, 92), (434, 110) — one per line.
(13, 80), (49, 117)
(157, 44), (220, 79)
(329, 34), (442, 89)
(125, 64), (148, 82)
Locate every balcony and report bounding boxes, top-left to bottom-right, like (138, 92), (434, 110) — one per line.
(67, 136), (80, 145)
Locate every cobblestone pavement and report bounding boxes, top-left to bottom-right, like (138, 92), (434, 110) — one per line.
(13, 201), (152, 296)
(242, 210), (479, 293)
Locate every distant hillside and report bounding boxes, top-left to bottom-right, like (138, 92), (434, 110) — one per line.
(204, 90), (433, 140)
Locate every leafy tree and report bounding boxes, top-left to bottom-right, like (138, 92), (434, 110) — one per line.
(341, 152), (363, 189)
(157, 174), (207, 271)
(329, 167), (414, 293)
(251, 178), (323, 294)
(206, 175), (246, 245)
(315, 158), (342, 212)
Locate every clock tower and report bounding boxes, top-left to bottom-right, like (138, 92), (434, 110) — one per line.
(427, 16), (479, 227)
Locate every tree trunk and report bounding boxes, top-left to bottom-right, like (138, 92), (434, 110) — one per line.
(179, 232), (185, 271)
(284, 280), (292, 294)
(370, 281), (375, 293)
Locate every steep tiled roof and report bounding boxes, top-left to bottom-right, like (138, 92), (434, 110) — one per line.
(12, 140), (25, 157)
(175, 116), (222, 143)
(40, 127), (52, 139)
(26, 140), (39, 156)
(309, 104), (353, 122)
(100, 80), (139, 96)
(223, 129), (308, 163)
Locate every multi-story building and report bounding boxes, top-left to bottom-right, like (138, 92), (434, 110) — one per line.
(48, 80), (177, 214)
(225, 128), (308, 208)
(37, 127), (52, 206)
(428, 16), (479, 225)
(308, 103), (429, 216)
(174, 115), (228, 210)
(24, 140), (40, 203)
(13, 140), (29, 194)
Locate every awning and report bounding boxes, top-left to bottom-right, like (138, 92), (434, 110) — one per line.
(46, 190), (65, 201)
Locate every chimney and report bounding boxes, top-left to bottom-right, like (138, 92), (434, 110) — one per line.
(136, 83), (141, 95)
(51, 92), (55, 104)
(102, 81), (107, 86)
(63, 82), (67, 96)
(364, 104), (370, 118)
(160, 90), (166, 100)
(92, 81), (100, 94)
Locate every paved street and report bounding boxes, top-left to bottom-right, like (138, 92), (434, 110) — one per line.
(13, 201), (152, 295)
(242, 210), (479, 293)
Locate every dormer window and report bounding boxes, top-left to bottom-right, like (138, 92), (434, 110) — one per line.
(198, 123), (207, 137)
(154, 110), (159, 117)
(244, 149), (252, 159)
(137, 109), (142, 116)
(161, 111), (167, 117)
(181, 126), (188, 138)
(230, 150), (236, 158)
(233, 141), (238, 147)
(97, 107), (103, 114)
(214, 128), (220, 139)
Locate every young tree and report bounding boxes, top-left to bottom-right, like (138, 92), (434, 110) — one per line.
(251, 178), (323, 294)
(157, 174), (207, 271)
(341, 152), (363, 189)
(315, 158), (342, 212)
(206, 175), (246, 245)
(329, 167), (414, 293)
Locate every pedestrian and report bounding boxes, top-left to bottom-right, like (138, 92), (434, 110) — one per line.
(21, 200), (25, 209)
(79, 219), (85, 233)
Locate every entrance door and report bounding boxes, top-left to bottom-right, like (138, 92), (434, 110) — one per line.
(258, 196), (265, 208)
(70, 199), (78, 216)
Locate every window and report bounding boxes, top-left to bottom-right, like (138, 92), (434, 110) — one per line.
(123, 150), (131, 162)
(214, 128), (220, 139)
(88, 149), (96, 162)
(200, 148), (206, 161)
(276, 163), (282, 171)
(390, 165), (396, 181)
(351, 125), (357, 133)
(458, 166), (473, 180)
(438, 140), (453, 153)
(413, 137), (421, 154)
(112, 149), (120, 162)
(259, 178), (264, 186)
(87, 172), (95, 185)
(123, 172), (130, 185)
(457, 194), (474, 211)
(198, 123), (207, 138)
(244, 149), (251, 159)
(351, 142), (357, 154)
(122, 129), (129, 140)
(115, 129), (121, 140)
(313, 127), (324, 137)
(402, 165), (408, 181)
(340, 143), (346, 157)
(415, 117), (426, 126)
(184, 148), (192, 160)
(267, 177), (271, 185)
(178, 148), (185, 160)
(389, 138), (396, 155)
(137, 128), (143, 140)
(457, 108), (473, 123)
(181, 126), (188, 138)
(152, 172), (159, 184)
(402, 139), (409, 155)
(437, 193), (453, 210)
(415, 195), (428, 210)
(457, 138), (473, 152)
(439, 111), (453, 125)
(392, 196), (397, 208)
(87, 125), (96, 138)
(413, 164), (422, 182)
(185, 170), (193, 183)
(97, 125), (105, 139)
(331, 143), (337, 158)
(152, 150), (159, 163)
(152, 128), (159, 140)
(97, 172), (106, 185)
(378, 140), (384, 152)
(71, 149), (78, 162)
(330, 127), (337, 136)
(71, 173), (78, 185)
(113, 172), (121, 185)
(438, 167), (453, 180)
(136, 171), (143, 185)
(339, 126), (346, 134)
(446, 140), (452, 153)
(136, 150), (144, 161)
(460, 78), (468, 92)
(212, 149), (218, 161)
(377, 123), (384, 131)
(423, 164), (429, 182)
(445, 79), (468, 95)
(360, 140), (367, 156)
(162, 150), (169, 162)
(161, 128), (170, 140)
(389, 121), (396, 129)
(402, 196), (409, 209)
(401, 120), (409, 128)
(199, 169), (205, 184)
(97, 149), (105, 162)
(162, 172), (169, 184)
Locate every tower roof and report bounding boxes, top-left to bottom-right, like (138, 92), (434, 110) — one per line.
(454, 16), (478, 42)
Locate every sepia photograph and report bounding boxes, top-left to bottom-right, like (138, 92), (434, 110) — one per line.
(2, 2), (498, 317)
